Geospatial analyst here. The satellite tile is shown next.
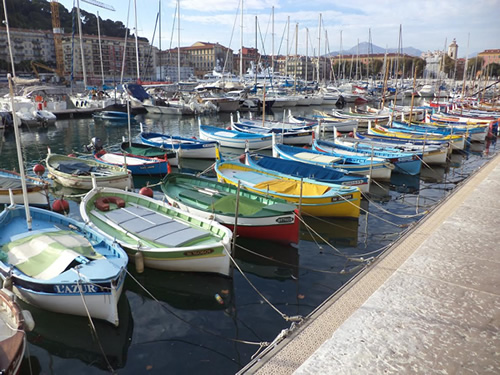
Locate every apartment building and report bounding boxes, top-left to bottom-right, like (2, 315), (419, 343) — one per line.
(0, 27), (55, 65)
(0, 26), (155, 83)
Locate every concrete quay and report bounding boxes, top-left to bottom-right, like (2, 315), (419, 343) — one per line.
(240, 152), (500, 374)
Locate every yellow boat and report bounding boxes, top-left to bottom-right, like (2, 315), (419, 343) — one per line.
(368, 123), (465, 150)
(214, 159), (361, 218)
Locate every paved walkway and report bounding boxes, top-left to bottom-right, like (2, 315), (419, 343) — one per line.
(240, 152), (500, 374)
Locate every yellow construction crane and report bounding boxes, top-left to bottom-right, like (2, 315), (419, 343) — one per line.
(49, 0), (115, 80)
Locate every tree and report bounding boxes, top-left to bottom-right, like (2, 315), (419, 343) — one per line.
(467, 57), (484, 78)
(485, 63), (500, 79)
(441, 55), (456, 77)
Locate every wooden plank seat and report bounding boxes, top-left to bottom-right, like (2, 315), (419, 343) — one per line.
(178, 189), (217, 207)
(104, 204), (211, 247)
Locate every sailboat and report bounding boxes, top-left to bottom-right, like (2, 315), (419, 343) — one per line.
(0, 75), (129, 326)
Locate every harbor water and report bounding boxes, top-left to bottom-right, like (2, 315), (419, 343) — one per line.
(1, 103), (497, 374)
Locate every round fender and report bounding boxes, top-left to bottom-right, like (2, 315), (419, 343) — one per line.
(94, 196), (126, 211)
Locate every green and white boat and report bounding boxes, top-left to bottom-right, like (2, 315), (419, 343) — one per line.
(80, 186), (233, 276)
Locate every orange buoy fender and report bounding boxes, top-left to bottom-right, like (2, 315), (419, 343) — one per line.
(94, 196), (126, 211)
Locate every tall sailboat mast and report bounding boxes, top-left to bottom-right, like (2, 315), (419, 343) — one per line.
(177, 0), (180, 83)
(76, 0), (87, 88)
(2, 0), (16, 77)
(239, 0), (243, 81)
(134, 0), (140, 82)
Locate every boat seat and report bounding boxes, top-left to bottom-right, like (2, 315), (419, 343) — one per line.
(178, 189), (216, 207)
(104, 204), (210, 247)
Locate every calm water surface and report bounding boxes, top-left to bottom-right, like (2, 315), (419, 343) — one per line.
(1, 104), (497, 375)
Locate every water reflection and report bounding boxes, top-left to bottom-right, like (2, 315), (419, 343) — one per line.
(23, 295), (133, 372)
(234, 239), (299, 281)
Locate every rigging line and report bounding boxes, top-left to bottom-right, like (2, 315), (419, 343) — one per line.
(134, 337), (242, 366)
(125, 270), (266, 346)
(361, 190), (428, 219)
(167, 0), (177, 51)
(235, 242), (368, 275)
(221, 1), (241, 78)
(75, 277), (115, 373)
(295, 213), (371, 262)
(223, 247), (303, 323)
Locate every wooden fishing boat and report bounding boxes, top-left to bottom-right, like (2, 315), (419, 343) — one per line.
(46, 150), (133, 190)
(139, 131), (217, 159)
(0, 168), (50, 206)
(289, 111), (359, 133)
(0, 204), (128, 326)
(340, 135), (449, 165)
(80, 187), (233, 276)
(161, 173), (300, 244)
(273, 143), (394, 180)
(330, 109), (390, 122)
(368, 123), (465, 150)
(313, 138), (422, 175)
(120, 141), (179, 167)
(245, 152), (370, 193)
(94, 149), (170, 176)
(214, 157), (361, 218)
(199, 124), (274, 149)
(0, 287), (34, 375)
(230, 117), (314, 145)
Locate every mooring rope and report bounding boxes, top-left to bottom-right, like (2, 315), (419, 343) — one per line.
(75, 276), (115, 373)
(125, 269), (269, 347)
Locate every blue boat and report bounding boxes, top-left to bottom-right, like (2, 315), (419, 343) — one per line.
(391, 120), (488, 142)
(313, 138), (422, 175)
(244, 152), (369, 193)
(199, 124), (274, 149)
(230, 119), (313, 145)
(94, 149), (171, 176)
(0, 204), (128, 325)
(140, 131), (217, 159)
(273, 143), (394, 180)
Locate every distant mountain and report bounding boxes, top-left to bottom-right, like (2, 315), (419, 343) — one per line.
(326, 42), (423, 57)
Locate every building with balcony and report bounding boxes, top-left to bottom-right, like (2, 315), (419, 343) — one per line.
(0, 27), (55, 67)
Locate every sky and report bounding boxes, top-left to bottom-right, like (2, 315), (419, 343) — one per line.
(57, 0), (500, 58)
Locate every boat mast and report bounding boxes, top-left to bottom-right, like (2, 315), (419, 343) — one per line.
(8, 74), (31, 230)
(305, 28), (309, 83)
(271, 6), (274, 86)
(317, 13), (321, 84)
(2, 0), (16, 77)
(285, 16), (289, 79)
(97, 11), (105, 87)
(239, 0), (243, 82)
(134, 0), (140, 82)
(294, 23), (298, 93)
(177, 0), (181, 84)
(158, 0), (161, 81)
(76, 0), (87, 88)
(461, 33), (470, 98)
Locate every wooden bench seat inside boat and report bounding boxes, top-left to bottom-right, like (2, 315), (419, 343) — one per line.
(104, 204), (211, 247)
(178, 189), (217, 207)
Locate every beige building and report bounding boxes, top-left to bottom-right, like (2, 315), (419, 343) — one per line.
(61, 34), (155, 85)
(181, 42), (234, 78)
(0, 26), (155, 84)
(0, 27), (55, 65)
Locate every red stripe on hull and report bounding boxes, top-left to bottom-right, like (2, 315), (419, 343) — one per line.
(223, 210), (300, 244)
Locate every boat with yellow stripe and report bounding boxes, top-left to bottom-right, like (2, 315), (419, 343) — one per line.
(214, 156), (361, 219)
(368, 123), (465, 150)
